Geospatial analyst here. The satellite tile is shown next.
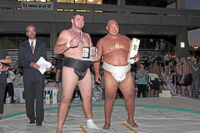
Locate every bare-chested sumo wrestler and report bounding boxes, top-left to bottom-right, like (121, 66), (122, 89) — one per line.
(93, 19), (139, 130)
(54, 14), (98, 133)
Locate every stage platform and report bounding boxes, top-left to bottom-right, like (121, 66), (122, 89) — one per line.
(1, 96), (200, 133)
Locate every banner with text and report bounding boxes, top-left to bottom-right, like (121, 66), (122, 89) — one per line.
(21, 2), (53, 11)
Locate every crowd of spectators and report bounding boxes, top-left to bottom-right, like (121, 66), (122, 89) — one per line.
(132, 51), (200, 99)
(3, 52), (200, 103)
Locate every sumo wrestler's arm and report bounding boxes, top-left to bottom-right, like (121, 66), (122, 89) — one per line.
(54, 30), (79, 54)
(93, 39), (103, 84)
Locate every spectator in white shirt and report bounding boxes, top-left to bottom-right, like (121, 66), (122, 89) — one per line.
(4, 67), (15, 103)
(13, 68), (23, 88)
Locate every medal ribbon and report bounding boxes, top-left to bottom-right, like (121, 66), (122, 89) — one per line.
(71, 27), (83, 42)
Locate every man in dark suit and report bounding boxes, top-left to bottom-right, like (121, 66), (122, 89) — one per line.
(18, 25), (48, 126)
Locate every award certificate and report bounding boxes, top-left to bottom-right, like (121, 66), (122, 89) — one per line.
(127, 38), (140, 64)
(82, 46), (97, 61)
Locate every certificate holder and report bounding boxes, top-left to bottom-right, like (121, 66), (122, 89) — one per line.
(82, 46), (97, 61)
(127, 38), (140, 64)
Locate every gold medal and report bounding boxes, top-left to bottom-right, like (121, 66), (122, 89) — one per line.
(81, 40), (84, 44)
(115, 44), (120, 49)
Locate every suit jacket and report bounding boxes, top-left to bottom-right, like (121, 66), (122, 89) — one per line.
(18, 40), (47, 81)
(0, 49), (8, 84)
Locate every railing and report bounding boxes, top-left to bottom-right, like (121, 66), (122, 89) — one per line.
(0, 1), (200, 27)
(7, 49), (55, 64)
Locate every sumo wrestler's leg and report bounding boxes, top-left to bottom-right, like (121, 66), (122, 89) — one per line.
(56, 67), (78, 133)
(103, 71), (119, 130)
(78, 69), (98, 129)
(119, 71), (137, 127)
(78, 69), (93, 119)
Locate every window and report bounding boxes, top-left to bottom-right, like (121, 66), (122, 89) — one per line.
(18, 0), (51, 2)
(56, 0), (102, 4)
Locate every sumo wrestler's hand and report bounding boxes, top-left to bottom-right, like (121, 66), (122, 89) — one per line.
(95, 73), (102, 84)
(130, 53), (140, 63)
(91, 53), (101, 62)
(68, 36), (79, 48)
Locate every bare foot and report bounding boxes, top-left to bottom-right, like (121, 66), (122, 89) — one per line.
(103, 123), (110, 130)
(127, 120), (138, 127)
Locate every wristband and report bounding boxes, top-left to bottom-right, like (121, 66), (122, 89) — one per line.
(66, 42), (70, 48)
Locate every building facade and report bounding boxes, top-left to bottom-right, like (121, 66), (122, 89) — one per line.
(0, 0), (200, 59)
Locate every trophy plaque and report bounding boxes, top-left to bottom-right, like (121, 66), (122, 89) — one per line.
(127, 38), (140, 64)
(82, 46), (97, 61)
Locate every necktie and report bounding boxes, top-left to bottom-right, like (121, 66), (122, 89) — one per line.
(31, 41), (34, 54)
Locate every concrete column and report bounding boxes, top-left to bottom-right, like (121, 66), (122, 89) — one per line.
(176, 29), (190, 57)
(49, 0), (57, 50)
(50, 24), (57, 50)
(176, 0), (185, 9)
(118, 0), (125, 6)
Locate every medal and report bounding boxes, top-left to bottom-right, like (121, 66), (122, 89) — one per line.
(71, 27), (84, 44)
(115, 44), (120, 49)
(80, 40), (84, 44)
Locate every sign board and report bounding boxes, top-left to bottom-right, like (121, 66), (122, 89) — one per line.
(21, 2), (53, 11)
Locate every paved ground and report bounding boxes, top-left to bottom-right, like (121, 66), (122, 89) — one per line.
(1, 96), (200, 133)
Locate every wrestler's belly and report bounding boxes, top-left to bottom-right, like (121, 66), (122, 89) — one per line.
(103, 50), (128, 66)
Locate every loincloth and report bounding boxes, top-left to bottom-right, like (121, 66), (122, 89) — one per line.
(63, 57), (91, 80)
(102, 62), (131, 83)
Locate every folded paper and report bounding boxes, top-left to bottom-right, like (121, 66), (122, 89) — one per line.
(36, 57), (52, 74)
